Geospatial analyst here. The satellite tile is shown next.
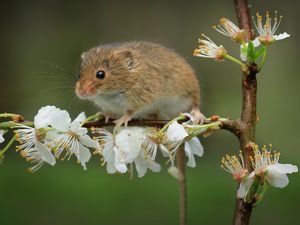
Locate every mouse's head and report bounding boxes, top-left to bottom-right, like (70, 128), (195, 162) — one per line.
(75, 44), (134, 99)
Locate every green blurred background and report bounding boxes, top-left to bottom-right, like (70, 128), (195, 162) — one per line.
(0, 0), (299, 224)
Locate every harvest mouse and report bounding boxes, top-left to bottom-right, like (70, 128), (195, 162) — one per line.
(75, 41), (204, 127)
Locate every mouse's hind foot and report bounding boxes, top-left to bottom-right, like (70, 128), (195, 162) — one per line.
(113, 110), (133, 128)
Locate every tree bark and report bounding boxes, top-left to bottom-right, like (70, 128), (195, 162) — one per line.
(233, 1), (258, 225)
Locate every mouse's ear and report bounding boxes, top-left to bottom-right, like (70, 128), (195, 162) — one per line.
(114, 50), (134, 70)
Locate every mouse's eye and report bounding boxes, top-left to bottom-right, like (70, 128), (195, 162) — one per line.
(96, 70), (106, 79)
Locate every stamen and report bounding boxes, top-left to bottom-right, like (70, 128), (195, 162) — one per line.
(251, 143), (281, 173)
(221, 152), (248, 181)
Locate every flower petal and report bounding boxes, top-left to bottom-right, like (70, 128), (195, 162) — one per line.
(149, 161), (161, 173)
(103, 144), (117, 174)
(70, 121), (87, 136)
(74, 112), (86, 123)
(274, 32), (290, 40)
(114, 161), (128, 173)
(98, 129), (117, 174)
(79, 135), (100, 149)
(184, 137), (204, 168)
(268, 163), (298, 174)
(0, 130), (5, 143)
(167, 121), (188, 142)
(187, 137), (204, 157)
(113, 146), (128, 173)
(237, 172), (255, 199)
(239, 44), (247, 61)
(114, 127), (146, 162)
(184, 142), (196, 168)
(240, 52), (247, 61)
(44, 130), (60, 144)
(266, 169), (289, 188)
(134, 158), (148, 177)
(77, 143), (91, 170)
(106, 162), (117, 174)
(34, 105), (71, 131)
(168, 166), (181, 180)
(159, 144), (171, 157)
(252, 38), (261, 47)
(35, 141), (56, 166)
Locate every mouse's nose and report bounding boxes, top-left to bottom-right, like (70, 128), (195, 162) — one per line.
(75, 81), (96, 97)
(76, 88), (87, 96)
(75, 82), (87, 97)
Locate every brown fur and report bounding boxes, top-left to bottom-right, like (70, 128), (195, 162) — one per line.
(76, 41), (202, 124)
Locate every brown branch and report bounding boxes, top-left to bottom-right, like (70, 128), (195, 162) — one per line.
(83, 116), (239, 134)
(83, 119), (169, 128)
(233, 1), (258, 225)
(234, 0), (254, 41)
(219, 119), (240, 136)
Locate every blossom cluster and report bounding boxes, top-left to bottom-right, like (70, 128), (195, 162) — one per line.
(222, 144), (298, 202)
(14, 106), (100, 171)
(87, 114), (209, 178)
(194, 11), (290, 70)
(0, 106), (221, 177)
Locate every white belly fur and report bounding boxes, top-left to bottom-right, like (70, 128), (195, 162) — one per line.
(92, 92), (127, 116)
(135, 97), (192, 120)
(92, 93), (192, 120)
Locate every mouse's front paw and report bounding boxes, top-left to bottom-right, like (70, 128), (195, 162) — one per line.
(100, 112), (117, 123)
(191, 107), (206, 125)
(113, 111), (133, 127)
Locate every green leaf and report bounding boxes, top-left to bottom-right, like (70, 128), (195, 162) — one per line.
(253, 182), (269, 206)
(247, 41), (256, 63)
(246, 176), (260, 203)
(254, 47), (266, 60)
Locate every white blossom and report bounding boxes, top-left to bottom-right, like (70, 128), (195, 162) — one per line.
(221, 151), (248, 182)
(15, 106), (99, 171)
(52, 112), (99, 170)
(134, 154), (161, 178)
(34, 105), (71, 131)
(164, 121), (204, 168)
(20, 141), (56, 172)
(252, 11), (290, 46)
(142, 135), (158, 161)
(15, 125), (38, 152)
(97, 129), (119, 174)
(167, 121), (189, 142)
(15, 125), (56, 172)
(237, 144), (298, 199)
(14, 106), (68, 171)
(15, 105), (71, 152)
(214, 18), (244, 42)
(184, 137), (204, 168)
(194, 34), (227, 61)
(96, 127), (161, 177)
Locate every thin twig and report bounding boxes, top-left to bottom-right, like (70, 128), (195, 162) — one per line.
(233, 1), (258, 225)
